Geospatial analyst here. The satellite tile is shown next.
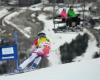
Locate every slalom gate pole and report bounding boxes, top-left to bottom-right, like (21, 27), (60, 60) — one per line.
(13, 31), (19, 70)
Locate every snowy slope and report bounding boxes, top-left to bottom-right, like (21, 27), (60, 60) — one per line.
(3, 9), (31, 38)
(0, 9), (9, 18)
(1, 58), (100, 80)
(0, 3), (100, 80)
(74, 29), (99, 61)
(94, 25), (100, 30)
(38, 12), (99, 64)
(38, 13), (85, 65)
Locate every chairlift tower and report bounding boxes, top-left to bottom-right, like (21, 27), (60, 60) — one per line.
(53, 0), (56, 29)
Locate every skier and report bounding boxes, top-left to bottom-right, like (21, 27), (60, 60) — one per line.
(19, 32), (51, 71)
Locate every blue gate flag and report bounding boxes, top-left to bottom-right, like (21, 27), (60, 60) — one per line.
(0, 44), (18, 60)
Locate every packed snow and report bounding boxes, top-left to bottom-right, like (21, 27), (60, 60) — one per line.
(94, 25), (100, 30)
(73, 29), (99, 61)
(0, 2), (100, 80)
(1, 58), (100, 80)
(3, 10), (31, 38)
(38, 13), (85, 65)
(0, 9), (9, 18)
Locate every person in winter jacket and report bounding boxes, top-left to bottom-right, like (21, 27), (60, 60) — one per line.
(68, 6), (79, 27)
(19, 32), (51, 70)
(68, 6), (77, 18)
(60, 8), (68, 22)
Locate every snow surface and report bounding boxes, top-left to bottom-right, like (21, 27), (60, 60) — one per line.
(1, 58), (100, 80)
(38, 13), (84, 65)
(73, 29), (99, 61)
(3, 10), (31, 38)
(29, 3), (43, 11)
(0, 9), (9, 18)
(37, 12), (99, 65)
(0, 3), (100, 80)
(94, 25), (100, 30)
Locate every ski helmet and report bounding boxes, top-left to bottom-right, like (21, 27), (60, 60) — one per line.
(37, 32), (46, 37)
